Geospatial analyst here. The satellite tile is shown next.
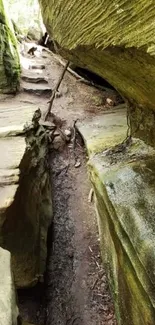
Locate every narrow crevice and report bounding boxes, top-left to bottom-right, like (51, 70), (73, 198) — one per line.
(17, 131), (117, 325)
(73, 66), (116, 90)
(44, 134), (117, 325)
(17, 282), (46, 324)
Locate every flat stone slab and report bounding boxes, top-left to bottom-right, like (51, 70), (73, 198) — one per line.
(77, 105), (127, 155)
(0, 103), (38, 130)
(21, 72), (48, 84)
(21, 81), (52, 96)
(0, 137), (25, 169)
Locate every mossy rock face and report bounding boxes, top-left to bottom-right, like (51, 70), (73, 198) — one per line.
(0, 0), (20, 94)
(77, 110), (155, 324)
(39, 0), (155, 146)
(89, 140), (155, 324)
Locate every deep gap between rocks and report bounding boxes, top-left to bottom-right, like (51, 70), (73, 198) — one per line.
(17, 130), (117, 325)
(13, 38), (121, 325)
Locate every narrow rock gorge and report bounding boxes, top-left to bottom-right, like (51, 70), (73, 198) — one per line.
(1, 1), (155, 325)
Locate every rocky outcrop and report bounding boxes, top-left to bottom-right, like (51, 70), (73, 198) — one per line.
(0, 247), (19, 325)
(0, 0), (20, 93)
(77, 107), (155, 324)
(39, 0), (155, 147)
(0, 103), (52, 288)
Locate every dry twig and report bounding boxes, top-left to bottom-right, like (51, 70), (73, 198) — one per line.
(44, 60), (69, 120)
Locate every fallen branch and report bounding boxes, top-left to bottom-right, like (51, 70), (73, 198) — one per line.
(44, 60), (70, 121)
(42, 47), (112, 93)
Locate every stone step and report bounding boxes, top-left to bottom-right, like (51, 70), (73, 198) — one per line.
(20, 81), (52, 96)
(29, 64), (45, 70)
(21, 73), (48, 84)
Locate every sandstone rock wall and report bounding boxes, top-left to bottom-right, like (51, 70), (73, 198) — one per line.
(77, 108), (155, 324)
(0, 0), (20, 93)
(0, 104), (52, 288)
(39, 0), (155, 146)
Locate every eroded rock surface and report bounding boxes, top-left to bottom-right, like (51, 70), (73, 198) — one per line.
(0, 0), (20, 93)
(77, 108), (155, 324)
(0, 247), (19, 325)
(0, 102), (52, 288)
(39, 0), (155, 146)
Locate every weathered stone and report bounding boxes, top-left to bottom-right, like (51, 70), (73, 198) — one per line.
(0, 103), (52, 288)
(77, 105), (127, 155)
(0, 247), (19, 325)
(0, 103), (40, 137)
(88, 141), (155, 325)
(39, 0), (155, 146)
(77, 107), (155, 324)
(21, 74), (48, 84)
(0, 0), (20, 93)
(21, 81), (52, 96)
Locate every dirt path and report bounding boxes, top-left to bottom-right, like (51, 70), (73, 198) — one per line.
(2, 45), (119, 325)
(46, 138), (116, 325)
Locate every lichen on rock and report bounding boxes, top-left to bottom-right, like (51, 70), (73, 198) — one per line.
(0, 0), (20, 93)
(77, 108), (155, 324)
(88, 141), (155, 325)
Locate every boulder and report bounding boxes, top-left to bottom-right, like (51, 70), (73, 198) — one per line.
(0, 103), (52, 288)
(0, 0), (20, 93)
(0, 247), (19, 325)
(77, 107), (155, 324)
(39, 0), (155, 146)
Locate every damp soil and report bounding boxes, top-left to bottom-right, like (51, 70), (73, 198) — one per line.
(45, 134), (117, 325)
(8, 43), (120, 325)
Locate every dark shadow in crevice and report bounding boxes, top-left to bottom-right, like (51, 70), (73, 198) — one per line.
(73, 66), (116, 90)
(17, 282), (46, 325)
